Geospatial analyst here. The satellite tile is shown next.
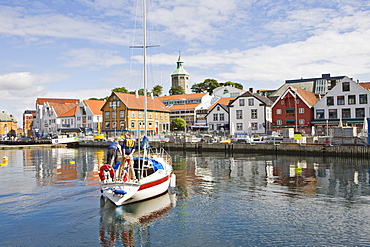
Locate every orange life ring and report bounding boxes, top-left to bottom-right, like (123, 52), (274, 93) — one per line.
(99, 164), (115, 181)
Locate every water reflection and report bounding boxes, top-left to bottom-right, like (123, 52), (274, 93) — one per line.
(99, 192), (176, 246)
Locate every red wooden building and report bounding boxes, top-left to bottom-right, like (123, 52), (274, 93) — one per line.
(271, 86), (318, 135)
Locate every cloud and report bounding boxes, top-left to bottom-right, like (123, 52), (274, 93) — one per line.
(61, 48), (127, 69)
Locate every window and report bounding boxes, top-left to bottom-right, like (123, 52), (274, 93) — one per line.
(342, 108), (351, 118)
(120, 120), (125, 129)
(360, 94), (368, 104)
(239, 99), (245, 106)
(286, 108), (295, 117)
(236, 110), (242, 119)
(220, 113), (225, 121)
(315, 79), (327, 95)
(248, 98), (254, 106)
(329, 109), (337, 119)
(299, 119), (305, 125)
(286, 119), (295, 125)
(213, 113), (218, 121)
(217, 106), (220, 111)
(77, 116), (81, 121)
(342, 82), (350, 91)
(276, 109), (282, 114)
(251, 109), (257, 119)
(281, 100), (284, 105)
(316, 109), (324, 119)
(348, 95), (356, 104)
(236, 123), (243, 131)
(119, 110), (125, 118)
(356, 108), (365, 118)
(131, 121), (135, 128)
(112, 121), (117, 129)
(112, 111), (116, 119)
(105, 111), (110, 119)
(132, 111), (135, 118)
(327, 96), (334, 106)
(251, 123), (257, 130)
(299, 108), (304, 114)
(105, 121), (110, 129)
(277, 119), (282, 125)
(337, 96), (345, 105)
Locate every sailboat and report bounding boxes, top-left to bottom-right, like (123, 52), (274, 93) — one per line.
(99, 0), (175, 206)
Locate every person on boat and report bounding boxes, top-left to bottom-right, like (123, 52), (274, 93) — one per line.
(106, 138), (122, 166)
(121, 132), (136, 180)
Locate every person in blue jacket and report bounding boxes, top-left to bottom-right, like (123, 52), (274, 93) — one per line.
(106, 138), (122, 166)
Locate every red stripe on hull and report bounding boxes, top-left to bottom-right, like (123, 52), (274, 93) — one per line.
(138, 174), (170, 191)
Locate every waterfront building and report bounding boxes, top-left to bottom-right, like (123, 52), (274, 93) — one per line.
(34, 98), (80, 137)
(312, 77), (370, 135)
(75, 100), (105, 134)
(0, 111), (19, 137)
(101, 92), (170, 137)
(270, 73), (352, 100)
(228, 90), (273, 136)
(157, 93), (218, 130)
(206, 97), (235, 132)
(272, 86), (318, 135)
(171, 54), (190, 94)
(23, 110), (36, 136)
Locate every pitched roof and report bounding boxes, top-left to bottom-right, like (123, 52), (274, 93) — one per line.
(235, 91), (274, 106)
(83, 100), (105, 115)
(115, 93), (169, 112)
(209, 97), (236, 110)
(289, 86), (319, 107)
(48, 102), (79, 117)
(157, 93), (207, 101)
(359, 82), (370, 91)
(36, 98), (79, 107)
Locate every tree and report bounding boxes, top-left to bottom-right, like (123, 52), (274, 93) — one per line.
(88, 97), (105, 101)
(224, 81), (243, 90)
(169, 86), (185, 95)
(191, 79), (220, 94)
(172, 118), (186, 130)
(112, 87), (129, 93)
(152, 85), (163, 96)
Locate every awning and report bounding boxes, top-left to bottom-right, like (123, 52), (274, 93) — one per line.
(190, 126), (209, 129)
(311, 119), (364, 125)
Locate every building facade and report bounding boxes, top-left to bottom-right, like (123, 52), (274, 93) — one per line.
(101, 92), (170, 137)
(171, 55), (190, 94)
(271, 86), (318, 135)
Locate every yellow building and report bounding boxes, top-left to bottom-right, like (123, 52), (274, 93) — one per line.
(101, 92), (170, 137)
(0, 111), (19, 137)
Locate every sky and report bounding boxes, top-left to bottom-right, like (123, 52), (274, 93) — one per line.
(1, 0), (370, 124)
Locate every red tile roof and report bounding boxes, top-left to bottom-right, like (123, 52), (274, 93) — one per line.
(209, 97), (236, 110)
(289, 86), (318, 107)
(83, 100), (105, 115)
(115, 93), (169, 112)
(48, 102), (79, 117)
(36, 98), (79, 107)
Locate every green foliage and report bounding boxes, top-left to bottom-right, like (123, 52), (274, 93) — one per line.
(112, 87), (129, 93)
(152, 85), (163, 96)
(224, 81), (243, 90)
(169, 86), (185, 95)
(172, 118), (186, 130)
(191, 78), (220, 94)
(88, 97), (105, 101)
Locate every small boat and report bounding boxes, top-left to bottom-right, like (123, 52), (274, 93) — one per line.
(99, 146), (175, 206)
(99, 0), (175, 206)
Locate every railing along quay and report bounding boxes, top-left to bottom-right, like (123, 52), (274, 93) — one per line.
(77, 141), (370, 158)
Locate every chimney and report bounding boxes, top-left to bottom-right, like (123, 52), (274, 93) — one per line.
(322, 73), (330, 79)
(249, 87), (254, 93)
(135, 90), (139, 98)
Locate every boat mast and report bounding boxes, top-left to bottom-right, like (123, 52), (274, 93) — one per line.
(143, 0), (147, 137)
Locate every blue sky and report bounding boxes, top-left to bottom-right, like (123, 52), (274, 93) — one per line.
(1, 0), (370, 124)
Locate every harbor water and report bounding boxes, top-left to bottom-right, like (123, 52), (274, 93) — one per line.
(1, 147), (370, 246)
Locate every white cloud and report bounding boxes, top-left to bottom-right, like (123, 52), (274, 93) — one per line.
(61, 48), (127, 69)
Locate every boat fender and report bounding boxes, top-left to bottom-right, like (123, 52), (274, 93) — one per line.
(113, 189), (127, 195)
(99, 164), (115, 181)
(170, 173), (176, 188)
